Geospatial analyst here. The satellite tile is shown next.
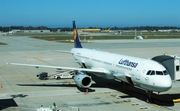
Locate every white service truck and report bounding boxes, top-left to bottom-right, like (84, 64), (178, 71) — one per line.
(54, 71), (74, 80)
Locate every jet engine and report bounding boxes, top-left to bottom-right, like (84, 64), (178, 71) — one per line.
(73, 72), (92, 88)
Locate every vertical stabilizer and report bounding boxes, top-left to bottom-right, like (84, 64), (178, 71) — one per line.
(73, 21), (83, 48)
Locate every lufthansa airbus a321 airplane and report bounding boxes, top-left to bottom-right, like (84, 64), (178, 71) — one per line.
(7, 21), (172, 102)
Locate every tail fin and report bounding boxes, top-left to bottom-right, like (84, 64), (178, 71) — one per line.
(73, 21), (83, 48)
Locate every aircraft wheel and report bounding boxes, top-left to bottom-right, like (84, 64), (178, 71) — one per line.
(57, 77), (61, 80)
(147, 97), (153, 103)
(72, 76), (74, 79)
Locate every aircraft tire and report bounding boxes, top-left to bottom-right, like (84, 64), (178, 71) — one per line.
(57, 77), (61, 80)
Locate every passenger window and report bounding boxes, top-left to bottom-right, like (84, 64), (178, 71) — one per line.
(156, 71), (163, 75)
(150, 71), (155, 75)
(163, 70), (169, 75)
(146, 70), (151, 75)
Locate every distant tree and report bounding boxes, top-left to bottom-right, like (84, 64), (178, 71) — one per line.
(0, 25), (179, 32)
(37, 26), (48, 30)
(0, 26), (2, 31)
(60, 27), (72, 31)
(26, 26), (34, 30)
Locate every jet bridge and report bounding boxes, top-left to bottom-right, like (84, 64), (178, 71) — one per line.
(152, 55), (180, 80)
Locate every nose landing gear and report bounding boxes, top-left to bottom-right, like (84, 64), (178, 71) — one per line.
(146, 91), (153, 103)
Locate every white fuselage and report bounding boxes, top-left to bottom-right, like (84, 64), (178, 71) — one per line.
(71, 48), (172, 92)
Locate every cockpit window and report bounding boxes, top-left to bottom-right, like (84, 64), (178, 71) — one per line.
(156, 71), (163, 75)
(146, 70), (169, 76)
(150, 71), (155, 75)
(163, 70), (169, 75)
(146, 70), (151, 75)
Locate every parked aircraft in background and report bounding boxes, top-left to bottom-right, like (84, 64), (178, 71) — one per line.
(134, 35), (143, 40)
(103, 28), (110, 33)
(7, 21), (172, 103)
(78, 28), (101, 32)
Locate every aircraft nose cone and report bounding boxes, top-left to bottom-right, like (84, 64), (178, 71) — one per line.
(162, 76), (172, 91)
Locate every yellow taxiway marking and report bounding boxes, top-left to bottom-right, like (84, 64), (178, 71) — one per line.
(33, 57), (55, 66)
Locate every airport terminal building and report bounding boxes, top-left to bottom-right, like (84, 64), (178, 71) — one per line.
(11, 29), (50, 33)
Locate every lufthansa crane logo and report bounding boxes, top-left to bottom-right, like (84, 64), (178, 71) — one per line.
(73, 29), (76, 40)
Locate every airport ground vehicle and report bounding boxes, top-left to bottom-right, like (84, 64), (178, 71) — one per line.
(54, 72), (74, 80)
(37, 72), (48, 80)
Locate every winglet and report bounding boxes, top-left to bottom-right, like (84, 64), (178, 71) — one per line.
(73, 21), (83, 48)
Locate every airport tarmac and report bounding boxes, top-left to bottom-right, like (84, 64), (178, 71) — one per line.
(0, 36), (180, 111)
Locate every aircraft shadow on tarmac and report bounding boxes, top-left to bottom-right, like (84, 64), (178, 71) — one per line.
(91, 75), (178, 106)
(16, 75), (180, 106)
(0, 98), (18, 110)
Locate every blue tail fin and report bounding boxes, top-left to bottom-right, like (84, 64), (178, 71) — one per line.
(73, 21), (83, 48)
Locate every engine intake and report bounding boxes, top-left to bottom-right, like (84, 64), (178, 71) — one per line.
(73, 72), (92, 88)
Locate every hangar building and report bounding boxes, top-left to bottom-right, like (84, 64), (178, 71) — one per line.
(12, 29), (50, 33)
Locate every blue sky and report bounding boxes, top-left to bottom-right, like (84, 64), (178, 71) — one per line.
(0, 0), (180, 27)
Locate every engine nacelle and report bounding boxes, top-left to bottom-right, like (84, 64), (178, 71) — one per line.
(73, 72), (92, 88)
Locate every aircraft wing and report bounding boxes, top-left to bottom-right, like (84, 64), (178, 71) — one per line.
(6, 62), (109, 74)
